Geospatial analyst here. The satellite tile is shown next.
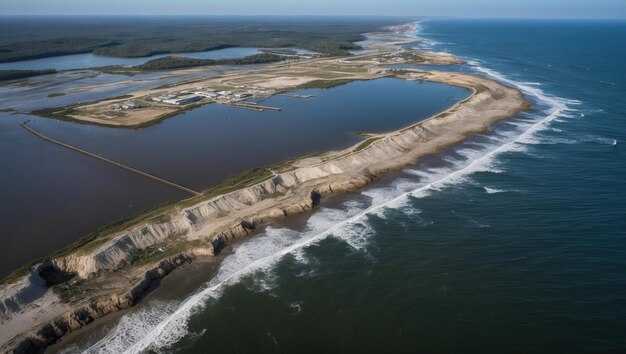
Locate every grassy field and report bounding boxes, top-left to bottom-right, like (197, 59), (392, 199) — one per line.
(296, 78), (357, 89)
(354, 137), (382, 152)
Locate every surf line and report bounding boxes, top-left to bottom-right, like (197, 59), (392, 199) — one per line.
(106, 90), (571, 354)
(91, 57), (577, 353)
(21, 120), (201, 196)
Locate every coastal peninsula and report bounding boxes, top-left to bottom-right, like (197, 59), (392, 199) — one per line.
(0, 23), (529, 352)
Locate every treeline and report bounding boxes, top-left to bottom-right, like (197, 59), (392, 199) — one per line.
(217, 53), (285, 66)
(93, 44), (234, 59)
(133, 53), (284, 71)
(0, 69), (56, 81)
(134, 57), (214, 71)
(0, 18), (402, 63)
(0, 38), (118, 63)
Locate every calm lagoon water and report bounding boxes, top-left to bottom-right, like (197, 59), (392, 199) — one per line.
(0, 78), (468, 277)
(0, 47), (316, 71)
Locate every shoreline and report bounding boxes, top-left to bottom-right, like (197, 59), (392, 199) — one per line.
(27, 35), (460, 128)
(45, 252), (228, 353)
(0, 24), (530, 352)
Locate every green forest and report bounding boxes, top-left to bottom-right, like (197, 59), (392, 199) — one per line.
(0, 69), (56, 81)
(133, 53), (284, 71)
(0, 17), (402, 63)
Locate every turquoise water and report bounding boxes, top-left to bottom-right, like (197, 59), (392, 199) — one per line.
(69, 20), (626, 353)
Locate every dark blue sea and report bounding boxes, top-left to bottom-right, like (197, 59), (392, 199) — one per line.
(65, 19), (626, 353)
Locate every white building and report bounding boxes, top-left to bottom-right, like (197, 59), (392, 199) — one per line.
(152, 94), (177, 102)
(163, 94), (203, 105)
(112, 101), (139, 110)
(194, 91), (218, 98)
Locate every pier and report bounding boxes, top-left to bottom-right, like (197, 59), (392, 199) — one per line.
(229, 102), (282, 112)
(20, 121), (201, 196)
(278, 94), (315, 99)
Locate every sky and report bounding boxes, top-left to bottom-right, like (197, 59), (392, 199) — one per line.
(1, 0), (625, 18)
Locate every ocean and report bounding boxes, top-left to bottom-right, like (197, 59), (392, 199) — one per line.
(63, 19), (626, 353)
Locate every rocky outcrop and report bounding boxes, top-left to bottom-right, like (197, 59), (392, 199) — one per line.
(4, 253), (196, 354)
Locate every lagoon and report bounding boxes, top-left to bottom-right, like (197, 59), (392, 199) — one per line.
(0, 47), (316, 71)
(0, 78), (468, 277)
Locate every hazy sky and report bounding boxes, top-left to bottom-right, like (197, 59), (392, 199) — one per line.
(1, 0), (625, 18)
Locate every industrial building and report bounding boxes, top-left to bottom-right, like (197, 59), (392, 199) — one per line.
(162, 94), (203, 105)
(194, 91), (218, 98)
(152, 94), (177, 102)
(112, 101), (139, 110)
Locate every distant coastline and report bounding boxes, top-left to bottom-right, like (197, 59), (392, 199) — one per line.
(0, 17), (399, 64)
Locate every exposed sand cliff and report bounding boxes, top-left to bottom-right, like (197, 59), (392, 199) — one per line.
(1, 66), (528, 353)
(0, 23), (530, 352)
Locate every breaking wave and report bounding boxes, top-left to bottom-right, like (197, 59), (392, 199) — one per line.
(81, 25), (579, 354)
(484, 187), (505, 194)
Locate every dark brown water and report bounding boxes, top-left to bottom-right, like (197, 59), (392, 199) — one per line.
(0, 78), (469, 277)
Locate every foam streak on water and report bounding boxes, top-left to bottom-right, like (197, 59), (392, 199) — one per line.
(83, 29), (578, 354)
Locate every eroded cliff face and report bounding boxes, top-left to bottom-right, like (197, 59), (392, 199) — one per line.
(0, 69), (528, 352)
(48, 159), (380, 281)
(0, 271), (48, 318)
(6, 254), (197, 353)
(51, 217), (195, 279)
(17, 73), (507, 287)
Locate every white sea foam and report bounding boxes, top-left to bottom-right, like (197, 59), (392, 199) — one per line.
(289, 301), (303, 314)
(484, 186), (505, 194)
(411, 21), (440, 49)
(519, 134), (577, 145)
(83, 28), (579, 354)
(583, 136), (618, 146)
(399, 206), (422, 217)
(244, 269), (279, 294)
(291, 247), (310, 265)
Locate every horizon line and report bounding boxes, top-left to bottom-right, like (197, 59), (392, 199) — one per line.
(0, 14), (625, 20)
